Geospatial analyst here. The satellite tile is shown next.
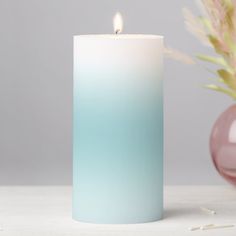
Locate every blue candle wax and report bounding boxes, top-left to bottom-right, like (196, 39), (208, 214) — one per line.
(73, 34), (163, 224)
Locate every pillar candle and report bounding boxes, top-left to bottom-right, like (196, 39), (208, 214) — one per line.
(73, 33), (163, 224)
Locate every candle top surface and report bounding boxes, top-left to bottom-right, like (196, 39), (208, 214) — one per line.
(74, 34), (164, 40)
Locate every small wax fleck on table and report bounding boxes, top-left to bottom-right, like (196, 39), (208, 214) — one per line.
(200, 207), (216, 215)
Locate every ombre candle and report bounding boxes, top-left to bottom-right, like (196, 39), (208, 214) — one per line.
(73, 13), (163, 224)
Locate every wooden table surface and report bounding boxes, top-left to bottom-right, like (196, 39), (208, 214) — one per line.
(0, 186), (235, 236)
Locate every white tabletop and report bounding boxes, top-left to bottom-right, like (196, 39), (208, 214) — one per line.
(0, 186), (235, 236)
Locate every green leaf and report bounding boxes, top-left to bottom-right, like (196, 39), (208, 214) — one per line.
(207, 78), (226, 84)
(197, 54), (229, 67)
(217, 69), (236, 90)
(224, 0), (234, 31)
(208, 35), (227, 55)
(219, 78), (226, 83)
(224, 32), (236, 55)
(224, 0), (234, 8)
(205, 84), (236, 99)
(199, 17), (213, 33)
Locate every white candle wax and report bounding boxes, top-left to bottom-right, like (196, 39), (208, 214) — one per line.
(73, 34), (163, 224)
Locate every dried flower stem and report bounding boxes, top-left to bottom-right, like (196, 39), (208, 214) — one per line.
(183, 0), (236, 99)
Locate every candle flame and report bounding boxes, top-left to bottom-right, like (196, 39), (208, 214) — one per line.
(113, 12), (123, 34)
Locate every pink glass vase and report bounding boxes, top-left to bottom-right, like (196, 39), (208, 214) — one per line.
(210, 105), (236, 186)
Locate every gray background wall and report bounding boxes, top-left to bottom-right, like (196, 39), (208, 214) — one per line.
(0, 0), (231, 185)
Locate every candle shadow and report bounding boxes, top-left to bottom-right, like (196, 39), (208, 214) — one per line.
(163, 207), (196, 219)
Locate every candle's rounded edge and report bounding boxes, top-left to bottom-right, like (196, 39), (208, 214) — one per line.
(73, 34), (164, 40)
(72, 214), (163, 224)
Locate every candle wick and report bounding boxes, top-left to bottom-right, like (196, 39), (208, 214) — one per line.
(115, 29), (121, 34)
